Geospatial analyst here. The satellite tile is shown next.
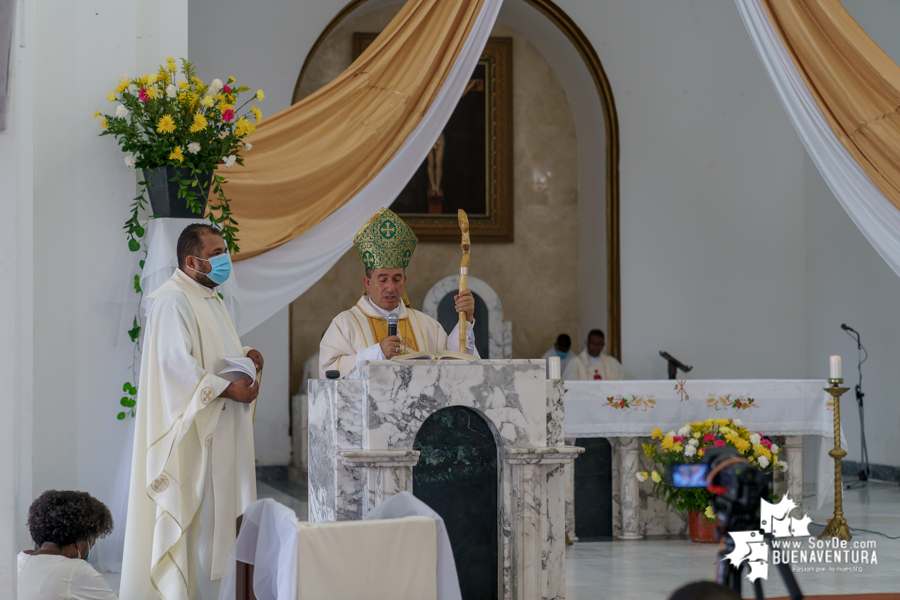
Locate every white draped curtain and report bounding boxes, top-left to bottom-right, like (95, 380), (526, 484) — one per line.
(735, 0), (900, 280)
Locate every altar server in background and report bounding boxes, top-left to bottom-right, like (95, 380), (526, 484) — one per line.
(563, 329), (624, 380)
(541, 333), (575, 376)
(320, 207), (477, 377)
(121, 224), (263, 600)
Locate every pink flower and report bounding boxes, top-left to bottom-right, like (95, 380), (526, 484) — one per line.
(139, 88), (150, 102)
(704, 433), (716, 442)
(222, 85), (232, 94)
(714, 440), (725, 448)
(761, 439), (772, 449)
(673, 436), (685, 443)
(222, 109), (234, 123)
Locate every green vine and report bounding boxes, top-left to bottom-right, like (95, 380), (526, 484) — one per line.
(97, 57), (263, 419)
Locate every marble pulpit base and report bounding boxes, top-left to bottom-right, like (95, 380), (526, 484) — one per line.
(309, 360), (582, 600)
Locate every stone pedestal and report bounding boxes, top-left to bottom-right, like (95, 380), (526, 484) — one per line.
(309, 359), (582, 600)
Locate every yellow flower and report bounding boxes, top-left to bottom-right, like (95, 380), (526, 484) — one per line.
(733, 438), (750, 453)
(251, 105), (263, 123)
(139, 75), (149, 84)
(166, 58), (177, 73)
(169, 145), (184, 163)
(234, 117), (255, 137)
(698, 448), (705, 458)
(93, 110), (101, 119)
(191, 76), (204, 86)
(716, 418), (729, 426)
(673, 443), (684, 454)
(101, 118), (108, 129)
(692, 431), (702, 439)
(189, 112), (208, 133)
(147, 74), (158, 84)
(651, 428), (663, 440)
(201, 96), (214, 107)
(115, 80), (130, 93)
(147, 87), (159, 99)
(256, 89), (264, 100)
(217, 102), (234, 114)
(228, 76), (235, 83)
(753, 444), (772, 461)
(650, 471), (662, 484)
(156, 114), (176, 134)
(178, 81), (190, 91)
(704, 506), (715, 520)
(661, 435), (674, 450)
(107, 91), (116, 102)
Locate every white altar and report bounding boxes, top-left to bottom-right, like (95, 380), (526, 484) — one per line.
(308, 359), (582, 600)
(563, 379), (844, 539)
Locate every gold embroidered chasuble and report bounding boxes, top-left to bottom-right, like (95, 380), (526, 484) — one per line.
(120, 270), (257, 600)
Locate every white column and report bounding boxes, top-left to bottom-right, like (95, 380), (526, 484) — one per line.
(617, 437), (643, 539)
(336, 450), (420, 517)
(0, 0), (35, 596)
(784, 435), (804, 516)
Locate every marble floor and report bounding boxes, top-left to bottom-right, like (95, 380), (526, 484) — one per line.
(102, 475), (900, 599)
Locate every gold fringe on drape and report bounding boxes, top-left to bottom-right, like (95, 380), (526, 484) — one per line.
(220, 0), (484, 260)
(763, 0), (900, 212)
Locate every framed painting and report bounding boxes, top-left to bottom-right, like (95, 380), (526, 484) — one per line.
(354, 34), (513, 242)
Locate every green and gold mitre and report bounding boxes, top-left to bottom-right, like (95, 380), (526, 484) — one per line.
(353, 207), (418, 269)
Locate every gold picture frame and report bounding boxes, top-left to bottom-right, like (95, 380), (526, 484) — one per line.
(353, 34), (514, 242)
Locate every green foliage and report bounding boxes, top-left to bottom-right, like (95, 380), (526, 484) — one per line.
(97, 58), (264, 420)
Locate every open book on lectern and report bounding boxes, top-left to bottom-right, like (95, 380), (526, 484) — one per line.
(391, 351), (478, 361)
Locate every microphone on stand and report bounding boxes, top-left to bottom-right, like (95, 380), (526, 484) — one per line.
(841, 323), (871, 489)
(388, 312), (399, 337)
(841, 323), (857, 333)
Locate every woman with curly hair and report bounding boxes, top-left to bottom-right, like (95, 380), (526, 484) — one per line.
(18, 490), (118, 599)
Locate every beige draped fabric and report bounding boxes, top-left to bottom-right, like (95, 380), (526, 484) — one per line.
(222, 0), (484, 260)
(762, 0), (900, 211)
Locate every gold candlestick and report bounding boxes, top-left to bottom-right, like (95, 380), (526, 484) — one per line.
(818, 378), (851, 541)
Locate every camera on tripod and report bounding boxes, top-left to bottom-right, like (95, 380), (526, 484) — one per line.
(667, 448), (803, 599)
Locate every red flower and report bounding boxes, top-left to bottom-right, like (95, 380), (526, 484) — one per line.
(139, 88), (150, 102)
(222, 109), (234, 123)
(713, 440), (725, 448)
(673, 436), (685, 443)
(223, 85), (232, 94)
(761, 439), (772, 449)
(618, 400), (627, 408)
(704, 433), (715, 442)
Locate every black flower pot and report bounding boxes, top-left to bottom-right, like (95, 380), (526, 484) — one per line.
(143, 166), (213, 218)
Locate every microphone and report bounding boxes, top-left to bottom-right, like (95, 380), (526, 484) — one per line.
(388, 312), (399, 337)
(841, 323), (858, 333)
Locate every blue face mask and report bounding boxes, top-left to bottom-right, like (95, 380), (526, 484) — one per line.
(556, 350), (570, 358)
(190, 253), (232, 285)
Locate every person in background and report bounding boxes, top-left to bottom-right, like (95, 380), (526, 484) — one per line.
(541, 333), (575, 376)
(668, 581), (740, 600)
(18, 490), (117, 600)
(563, 329), (624, 380)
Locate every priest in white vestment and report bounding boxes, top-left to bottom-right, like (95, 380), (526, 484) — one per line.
(563, 329), (624, 381)
(321, 208), (477, 377)
(121, 224), (263, 600)
(541, 333), (575, 376)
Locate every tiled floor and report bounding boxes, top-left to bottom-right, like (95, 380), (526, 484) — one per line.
(102, 475), (900, 598)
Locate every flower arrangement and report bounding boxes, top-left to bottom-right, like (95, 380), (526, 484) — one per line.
(96, 57), (264, 254)
(637, 418), (784, 520)
(94, 58), (263, 419)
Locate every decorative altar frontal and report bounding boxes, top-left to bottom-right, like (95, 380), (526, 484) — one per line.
(563, 379), (845, 539)
(308, 359), (581, 600)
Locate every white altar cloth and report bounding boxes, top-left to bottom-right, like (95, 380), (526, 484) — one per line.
(564, 379), (846, 509)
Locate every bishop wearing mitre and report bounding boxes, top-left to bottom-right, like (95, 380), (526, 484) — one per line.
(121, 224), (262, 600)
(320, 207), (478, 377)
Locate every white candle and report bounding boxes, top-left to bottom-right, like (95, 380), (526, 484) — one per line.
(548, 356), (561, 379)
(829, 355), (841, 379)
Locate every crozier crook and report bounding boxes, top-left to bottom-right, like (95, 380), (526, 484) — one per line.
(458, 209), (470, 355)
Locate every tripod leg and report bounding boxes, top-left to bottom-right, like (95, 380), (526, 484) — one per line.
(753, 578), (764, 600)
(775, 559), (804, 600)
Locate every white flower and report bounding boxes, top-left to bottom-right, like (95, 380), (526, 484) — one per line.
(771, 444), (779, 455)
(749, 433), (762, 445)
(243, 142), (252, 151)
(683, 445), (697, 458)
(687, 438), (699, 447)
(166, 84), (177, 99)
(732, 419), (743, 427)
(719, 426), (731, 435)
(635, 472), (648, 482)
(187, 142), (201, 154)
(124, 155), (135, 168)
(781, 463), (788, 473)
(115, 104), (129, 118)
(666, 431), (676, 439)
(678, 425), (691, 437)
(224, 155), (236, 168)
(210, 78), (223, 91)
(757, 455), (770, 468)
(119, 74), (129, 83)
